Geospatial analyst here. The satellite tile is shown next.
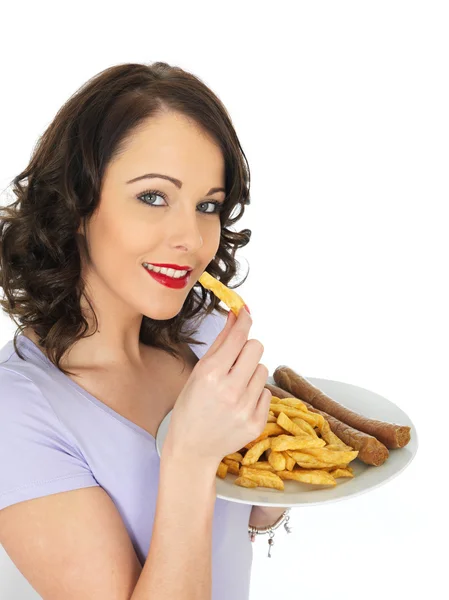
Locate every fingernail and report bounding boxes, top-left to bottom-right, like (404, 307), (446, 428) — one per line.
(244, 304), (251, 315)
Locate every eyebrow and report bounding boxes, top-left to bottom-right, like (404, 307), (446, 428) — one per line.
(126, 173), (226, 196)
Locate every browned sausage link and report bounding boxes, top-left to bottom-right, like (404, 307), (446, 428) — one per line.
(265, 383), (390, 466)
(273, 366), (411, 450)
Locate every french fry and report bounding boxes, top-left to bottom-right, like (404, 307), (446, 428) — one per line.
(285, 450), (339, 469)
(282, 451), (296, 471)
(198, 271), (245, 316)
(328, 467), (355, 479)
(235, 476), (258, 488)
(224, 452), (244, 462)
(291, 417), (319, 438)
(268, 450), (286, 471)
(240, 466), (284, 491)
(298, 447), (359, 465)
(217, 461), (228, 479)
(244, 423), (285, 450)
(272, 396), (308, 411)
(241, 438), (272, 465)
(270, 404), (325, 428)
(246, 461), (275, 471)
(278, 469), (337, 486)
(321, 429), (354, 449)
(276, 411), (311, 438)
(271, 434), (326, 452)
(222, 458), (240, 475)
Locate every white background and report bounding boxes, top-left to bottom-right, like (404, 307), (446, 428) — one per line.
(0, 1), (447, 598)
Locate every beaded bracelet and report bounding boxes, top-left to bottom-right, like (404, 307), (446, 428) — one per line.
(248, 508), (292, 558)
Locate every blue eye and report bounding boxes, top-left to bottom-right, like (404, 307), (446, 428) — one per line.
(137, 190), (168, 206)
(136, 189), (226, 214)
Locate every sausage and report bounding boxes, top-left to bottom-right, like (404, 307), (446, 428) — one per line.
(273, 366), (411, 450)
(265, 383), (390, 467)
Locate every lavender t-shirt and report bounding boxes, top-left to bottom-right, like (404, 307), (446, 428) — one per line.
(0, 308), (253, 600)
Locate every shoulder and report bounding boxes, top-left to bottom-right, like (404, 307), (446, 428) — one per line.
(0, 364), (44, 409)
(0, 364), (73, 448)
(0, 364), (98, 513)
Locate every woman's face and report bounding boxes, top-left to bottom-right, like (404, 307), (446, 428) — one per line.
(80, 111), (226, 322)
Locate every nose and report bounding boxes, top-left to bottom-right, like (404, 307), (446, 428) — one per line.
(169, 203), (204, 253)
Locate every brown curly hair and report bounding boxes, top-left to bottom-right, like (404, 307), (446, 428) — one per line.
(0, 62), (252, 377)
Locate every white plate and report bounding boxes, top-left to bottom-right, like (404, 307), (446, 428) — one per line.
(155, 375), (419, 507)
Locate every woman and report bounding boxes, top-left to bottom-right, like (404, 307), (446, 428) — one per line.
(0, 62), (284, 599)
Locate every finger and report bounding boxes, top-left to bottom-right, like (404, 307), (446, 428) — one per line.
(201, 309), (235, 360)
(227, 339), (264, 391)
(240, 363), (269, 410)
(240, 364), (272, 424)
(210, 306), (252, 373)
(255, 388), (273, 423)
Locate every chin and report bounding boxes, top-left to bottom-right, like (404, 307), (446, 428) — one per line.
(142, 309), (181, 322)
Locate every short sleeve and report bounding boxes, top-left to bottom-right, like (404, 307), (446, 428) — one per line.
(0, 367), (99, 512)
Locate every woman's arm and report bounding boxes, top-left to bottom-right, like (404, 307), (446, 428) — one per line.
(249, 505), (290, 528)
(131, 451), (217, 600)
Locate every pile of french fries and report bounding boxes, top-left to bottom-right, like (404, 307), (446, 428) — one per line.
(217, 396), (359, 490)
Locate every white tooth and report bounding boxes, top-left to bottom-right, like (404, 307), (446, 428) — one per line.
(143, 263), (160, 272)
(144, 263), (188, 278)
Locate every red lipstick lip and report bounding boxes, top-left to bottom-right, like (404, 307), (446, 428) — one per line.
(143, 265), (191, 289)
(145, 262), (193, 271)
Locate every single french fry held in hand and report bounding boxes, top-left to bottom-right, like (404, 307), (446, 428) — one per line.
(198, 271), (246, 316)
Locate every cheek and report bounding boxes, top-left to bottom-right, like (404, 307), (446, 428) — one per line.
(202, 219), (222, 253)
(88, 208), (157, 269)
(122, 202), (165, 246)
